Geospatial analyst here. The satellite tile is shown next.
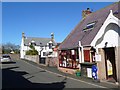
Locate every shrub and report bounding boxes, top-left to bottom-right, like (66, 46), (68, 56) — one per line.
(26, 50), (38, 55)
(26, 44), (38, 55)
(29, 44), (35, 50)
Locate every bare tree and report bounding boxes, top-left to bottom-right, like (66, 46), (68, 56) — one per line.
(2, 42), (20, 54)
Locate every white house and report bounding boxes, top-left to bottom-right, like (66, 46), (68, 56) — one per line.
(20, 33), (57, 61)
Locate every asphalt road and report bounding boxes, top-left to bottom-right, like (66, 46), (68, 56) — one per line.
(1, 59), (119, 89)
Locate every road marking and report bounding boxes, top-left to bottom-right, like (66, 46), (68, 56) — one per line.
(21, 59), (110, 89)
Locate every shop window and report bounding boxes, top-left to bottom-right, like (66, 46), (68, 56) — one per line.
(59, 49), (79, 69)
(90, 47), (96, 62)
(91, 52), (95, 62)
(84, 50), (90, 62)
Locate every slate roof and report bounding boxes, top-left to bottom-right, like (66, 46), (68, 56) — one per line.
(59, 2), (119, 50)
(24, 37), (56, 46)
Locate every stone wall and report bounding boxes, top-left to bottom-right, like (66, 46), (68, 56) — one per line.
(118, 46), (120, 84)
(46, 57), (58, 67)
(115, 47), (119, 83)
(97, 48), (107, 80)
(97, 47), (120, 84)
(58, 67), (76, 75)
(24, 55), (39, 64)
(9, 54), (20, 60)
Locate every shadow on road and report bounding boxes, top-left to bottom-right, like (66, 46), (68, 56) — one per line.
(1, 61), (16, 64)
(2, 67), (66, 89)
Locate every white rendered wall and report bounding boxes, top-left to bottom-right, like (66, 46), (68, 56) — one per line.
(21, 39), (56, 58)
(91, 10), (120, 48)
(96, 29), (119, 48)
(20, 37), (24, 59)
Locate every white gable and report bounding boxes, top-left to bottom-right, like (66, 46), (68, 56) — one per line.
(91, 10), (120, 48)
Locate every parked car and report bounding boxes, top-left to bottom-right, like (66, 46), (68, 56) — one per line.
(0, 54), (12, 63)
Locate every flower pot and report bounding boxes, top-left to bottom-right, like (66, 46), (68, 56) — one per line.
(76, 72), (81, 76)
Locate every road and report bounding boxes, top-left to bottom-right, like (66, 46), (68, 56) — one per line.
(1, 59), (119, 89)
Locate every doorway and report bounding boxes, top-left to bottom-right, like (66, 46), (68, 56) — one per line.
(104, 47), (117, 82)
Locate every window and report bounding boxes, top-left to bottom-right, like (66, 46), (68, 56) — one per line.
(59, 49), (79, 69)
(43, 52), (46, 56)
(49, 52), (52, 55)
(84, 50), (90, 62)
(83, 21), (97, 31)
(31, 40), (36, 46)
(31, 43), (36, 46)
(49, 43), (53, 49)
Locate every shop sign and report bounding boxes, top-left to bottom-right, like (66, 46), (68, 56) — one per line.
(95, 54), (101, 62)
(71, 50), (75, 55)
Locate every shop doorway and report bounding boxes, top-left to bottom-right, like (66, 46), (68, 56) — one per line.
(104, 47), (117, 82)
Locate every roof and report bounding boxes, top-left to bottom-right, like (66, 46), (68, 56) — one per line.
(24, 37), (56, 46)
(59, 2), (119, 50)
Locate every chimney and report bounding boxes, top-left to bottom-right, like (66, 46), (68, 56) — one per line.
(22, 32), (26, 41)
(51, 33), (54, 42)
(22, 32), (25, 38)
(82, 8), (92, 19)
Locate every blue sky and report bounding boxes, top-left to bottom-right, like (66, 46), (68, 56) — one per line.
(2, 2), (114, 45)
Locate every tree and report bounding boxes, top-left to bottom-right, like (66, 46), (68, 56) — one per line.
(26, 44), (38, 55)
(2, 42), (20, 54)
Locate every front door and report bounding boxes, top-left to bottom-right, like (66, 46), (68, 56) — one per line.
(104, 47), (117, 82)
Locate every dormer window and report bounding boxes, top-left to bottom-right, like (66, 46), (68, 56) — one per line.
(83, 21), (97, 31)
(31, 40), (36, 46)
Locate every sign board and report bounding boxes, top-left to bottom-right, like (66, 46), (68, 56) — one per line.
(95, 54), (101, 62)
(87, 68), (92, 78)
(71, 50), (75, 55)
(107, 60), (113, 76)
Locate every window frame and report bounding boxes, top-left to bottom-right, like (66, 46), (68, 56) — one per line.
(59, 49), (79, 69)
(84, 50), (90, 62)
(83, 21), (97, 32)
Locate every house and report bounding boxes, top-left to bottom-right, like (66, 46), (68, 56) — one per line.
(20, 32), (57, 64)
(58, 2), (120, 83)
(0, 46), (2, 57)
(46, 43), (61, 67)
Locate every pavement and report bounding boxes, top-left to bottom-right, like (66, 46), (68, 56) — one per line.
(21, 59), (120, 90)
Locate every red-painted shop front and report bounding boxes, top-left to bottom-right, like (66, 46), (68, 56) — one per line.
(59, 49), (79, 69)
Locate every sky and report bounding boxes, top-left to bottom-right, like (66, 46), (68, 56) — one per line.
(2, 2), (114, 45)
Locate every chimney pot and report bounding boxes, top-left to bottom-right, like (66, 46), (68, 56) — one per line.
(51, 33), (54, 41)
(82, 8), (92, 19)
(22, 32), (25, 38)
